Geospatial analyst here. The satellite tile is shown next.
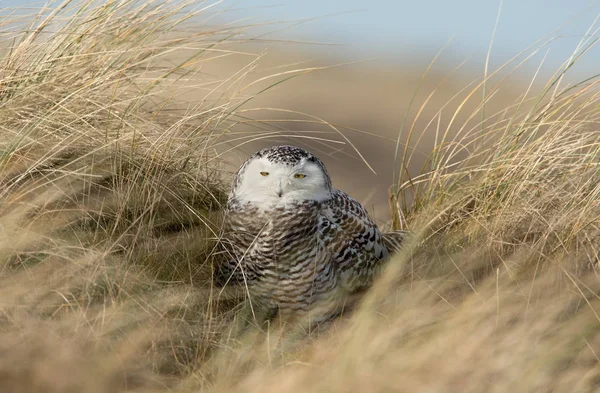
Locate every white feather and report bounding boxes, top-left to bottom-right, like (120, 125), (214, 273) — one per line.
(231, 156), (332, 208)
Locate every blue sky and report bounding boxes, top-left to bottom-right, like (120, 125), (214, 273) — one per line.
(3, 0), (600, 76)
(217, 0), (600, 76)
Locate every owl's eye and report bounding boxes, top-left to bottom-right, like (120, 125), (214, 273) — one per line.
(294, 173), (306, 179)
(260, 172), (269, 176)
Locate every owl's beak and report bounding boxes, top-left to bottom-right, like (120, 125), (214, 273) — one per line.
(275, 178), (284, 197)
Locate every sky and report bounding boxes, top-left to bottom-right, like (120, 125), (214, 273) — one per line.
(215, 0), (600, 77)
(3, 0), (600, 76)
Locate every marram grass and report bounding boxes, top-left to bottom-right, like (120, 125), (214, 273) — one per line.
(2, 1), (600, 392)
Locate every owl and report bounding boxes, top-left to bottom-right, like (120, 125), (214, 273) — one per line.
(218, 145), (407, 323)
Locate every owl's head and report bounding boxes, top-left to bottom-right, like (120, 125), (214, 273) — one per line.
(229, 145), (333, 206)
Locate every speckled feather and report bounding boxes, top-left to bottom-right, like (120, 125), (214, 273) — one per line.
(220, 145), (407, 320)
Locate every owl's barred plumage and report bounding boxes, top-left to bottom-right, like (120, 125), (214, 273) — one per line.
(219, 145), (407, 322)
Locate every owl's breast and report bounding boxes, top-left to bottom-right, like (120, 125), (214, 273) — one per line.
(223, 199), (338, 310)
(227, 200), (329, 267)
(225, 200), (321, 247)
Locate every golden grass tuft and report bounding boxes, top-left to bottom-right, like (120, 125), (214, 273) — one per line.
(2, 1), (600, 392)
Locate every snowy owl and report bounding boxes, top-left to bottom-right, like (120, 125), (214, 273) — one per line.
(218, 145), (407, 323)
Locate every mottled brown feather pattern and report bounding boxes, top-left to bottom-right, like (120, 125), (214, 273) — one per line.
(219, 146), (408, 322)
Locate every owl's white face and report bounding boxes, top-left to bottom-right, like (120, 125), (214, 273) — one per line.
(231, 156), (332, 206)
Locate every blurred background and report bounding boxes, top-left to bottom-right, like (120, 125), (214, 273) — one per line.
(220, 0), (600, 74)
(209, 0), (600, 222)
(7, 0), (600, 222)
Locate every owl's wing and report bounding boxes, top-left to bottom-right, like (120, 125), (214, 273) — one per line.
(381, 230), (409, 254)
(319, 189), (389, 291)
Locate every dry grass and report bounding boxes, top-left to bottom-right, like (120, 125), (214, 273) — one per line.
(2, 1), (600, 392)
